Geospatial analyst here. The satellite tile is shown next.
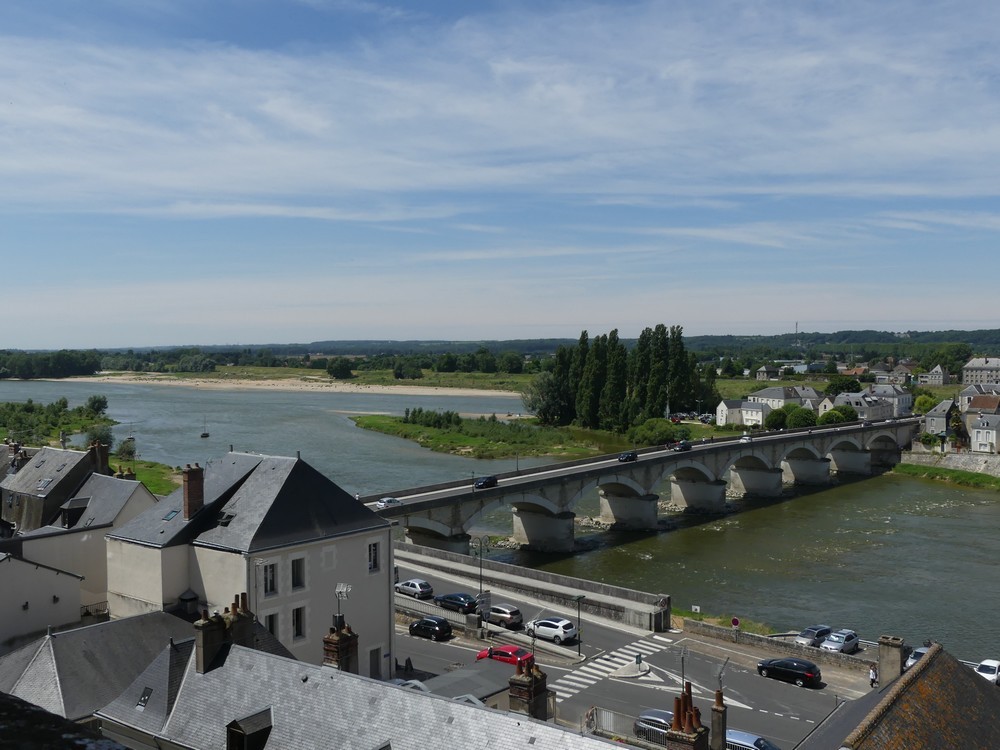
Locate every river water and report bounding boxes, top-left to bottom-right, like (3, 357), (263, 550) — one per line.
(1, 380), (995, 661)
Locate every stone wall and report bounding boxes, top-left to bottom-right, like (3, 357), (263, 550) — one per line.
(682, 619), (870, 673)
(901, 450), (1000, 478)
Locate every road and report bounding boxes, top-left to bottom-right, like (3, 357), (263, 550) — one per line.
(392, 561), (871, 748)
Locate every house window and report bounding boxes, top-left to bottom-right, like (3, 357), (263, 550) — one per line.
(265, 613), (277, 636)
(368, 542), (380, 572)
(263, 563), (277, 596)
(291, 558), (305, 589)
(292, 607), (305, 639)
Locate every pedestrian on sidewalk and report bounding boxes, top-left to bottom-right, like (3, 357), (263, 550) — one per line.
(869, 663), (879, 688)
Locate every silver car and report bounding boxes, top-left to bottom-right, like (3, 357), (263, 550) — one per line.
(820, 629), (860, 654)
(794, 625), (832, 647)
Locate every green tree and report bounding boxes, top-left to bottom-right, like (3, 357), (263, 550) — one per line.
(832, 404), (858, 421)
(85, 424), (113, 450)
(576, 334), (607, 429)
(521, 371), (568, 426)
(914, 394), (937, 415)
(327, 357), (355, 379)
(626, 327), (653, 425)
(628, 418), (690, 446)
(599, 329), (628, 432)
(647, 324), (670, 419)
(497, 351), (524, 374)
(825, 376), (861, 397)
(787, 408), (817, 428)
(764, 409), (788, 430)
(86, 395), (108, 415)
(817, 409), (845, 425)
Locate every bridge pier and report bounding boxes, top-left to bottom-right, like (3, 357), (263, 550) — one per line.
(403, 529), (471, 554)
(781, 457), (831, 485)
(829, 449), (872, 476)
(669, 478), (727, 513)
(870, 446), (902, 468)
(728, 467), (783, 498)
(511, 509), (575, 552)
(598, 489), (660, 529)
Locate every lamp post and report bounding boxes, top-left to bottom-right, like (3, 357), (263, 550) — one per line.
(470, 535), (490, 594)
(573, 594), (585, 657)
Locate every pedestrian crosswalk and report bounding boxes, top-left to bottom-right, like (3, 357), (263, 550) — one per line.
(550, 634), (674, 703)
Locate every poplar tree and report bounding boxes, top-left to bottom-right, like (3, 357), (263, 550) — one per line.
(647, 324), (670, 419)
(627, 328), (652, 425)
(577, 334), (607, 428)
(599, 329), (629, 432)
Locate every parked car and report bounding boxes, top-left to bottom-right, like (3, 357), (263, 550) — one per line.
(525, 617), (577, 645)
(726, 729), (783, 750)
(474, 475), (498, 489)
(433, 592), (478, 614)
(408, 615), (452, 641)
(672, 440), (692, 452)
(757, 657), (822, 688)
(633, 708), (673, 744)
(375, 496), (402, 509)
(739, 434), (753, 444)
(618, 451), (638, 462)
(476, 644), (534, 666)
(794, 625), (832, 647)
(484, 603), (522, 629)
(975, 659), (1000, 684)
(904, 646), (929, 671)
(394, 578), (434, 599)
(820, 629), (860, 654)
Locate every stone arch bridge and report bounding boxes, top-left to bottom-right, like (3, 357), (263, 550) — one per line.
(373, 420), (919, 553)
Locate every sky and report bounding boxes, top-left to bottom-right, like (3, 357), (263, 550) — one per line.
(4, 0), (1000, 350)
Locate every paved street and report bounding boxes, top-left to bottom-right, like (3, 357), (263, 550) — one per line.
(394, 559), (872, 747)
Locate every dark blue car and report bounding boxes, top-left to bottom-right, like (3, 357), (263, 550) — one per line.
(433, 592), (477, 614)
(474, 475), (498, 489)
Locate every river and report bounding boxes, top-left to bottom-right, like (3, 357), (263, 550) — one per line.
(1, 379), (995, 661)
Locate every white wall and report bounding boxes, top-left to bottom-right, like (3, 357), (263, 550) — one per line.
(0, 557), (81, 645)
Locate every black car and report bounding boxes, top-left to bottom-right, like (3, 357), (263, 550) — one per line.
(757, 657), (822, 688)
(408, 615), (453, 641)
(433, 592), (477, 614)
(474, 475), (498, 489)
(618, 451), (638, 462)
(672, 440), (692, 452)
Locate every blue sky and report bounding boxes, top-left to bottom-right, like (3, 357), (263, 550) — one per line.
(4, 0), (1000, 350)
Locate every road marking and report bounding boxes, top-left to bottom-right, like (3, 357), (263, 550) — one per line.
(550, 636), (675, 703)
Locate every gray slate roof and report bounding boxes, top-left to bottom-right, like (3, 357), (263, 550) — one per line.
(19, 473), (151, 537)
(0, 611), (194, 721)
(0, 446), (91, 497)
(98, 642), (617, 750)
(109, 452), (388, 553)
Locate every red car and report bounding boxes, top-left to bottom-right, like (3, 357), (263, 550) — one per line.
(476, 644), (534, 667)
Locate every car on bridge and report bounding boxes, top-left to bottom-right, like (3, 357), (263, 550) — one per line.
(617, 451), (638, 462)
(672, 440), (692, 452)
(474, 475), (498, 489)
(739, 434), (753, 444)
(395, 578), (434, 599)
(433, 592), (478, 614)
(757, 657), (822, 688)
(375, 496), (402, 510)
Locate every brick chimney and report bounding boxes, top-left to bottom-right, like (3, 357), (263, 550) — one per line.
(664, 682), (709, 750)
(195, 609), (227, 674)
(225, 593), (254, 648)
(88, 441), (110, 475)
(709, 689), (727, 750)
(322, 614), (359, 674)
(508, 659), (550, 721)
(183, 464), (205, 520)
(878, 634), (906, 684)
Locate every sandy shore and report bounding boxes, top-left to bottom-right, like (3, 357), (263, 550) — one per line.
(64, 373), (522, 400)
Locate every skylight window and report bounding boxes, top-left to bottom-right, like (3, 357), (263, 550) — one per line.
(136, 687), (153, 710)
(37, 478), (53, 490)
(163, 510), (179, 521)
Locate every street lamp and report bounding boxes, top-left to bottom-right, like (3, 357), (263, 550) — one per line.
(470, 535), (490, 594)
(573, 594), (585, 657)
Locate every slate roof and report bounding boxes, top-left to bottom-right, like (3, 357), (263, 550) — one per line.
(19, 473), (150, 537)
(97, 642), (618, 750)
(749, 386), (820, 401)
(109, 452), (388, 553)
(0, 446), (91, 497)
(0, 611), (194, 721)
(798, 644), (1000, 749)
(925, 400), (954, 417)
(963, 357), (1000, 370)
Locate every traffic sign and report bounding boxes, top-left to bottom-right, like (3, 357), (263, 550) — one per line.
(476, 591), (492, 614)
(731, 617), (740, 628)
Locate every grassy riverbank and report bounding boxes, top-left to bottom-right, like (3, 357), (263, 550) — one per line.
(351, 414), (631, 459)
(892, 462), (1000, 490)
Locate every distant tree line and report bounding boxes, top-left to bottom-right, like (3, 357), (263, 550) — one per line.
(0, 350), (102, 379)
(522, 325), (721, 434)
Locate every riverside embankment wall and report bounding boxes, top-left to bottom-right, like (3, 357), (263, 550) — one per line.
(901, 448), (1000, 478)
